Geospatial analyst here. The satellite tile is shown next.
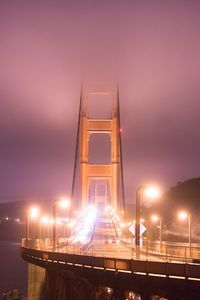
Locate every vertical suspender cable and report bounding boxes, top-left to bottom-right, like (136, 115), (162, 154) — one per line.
(71, 88), (82, 205)
(117, 86), (126, 211)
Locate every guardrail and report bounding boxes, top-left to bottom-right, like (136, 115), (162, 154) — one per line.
(21, 237), (200, 263)
(144, 240), (200, 260)
(21, 245), (200, 281)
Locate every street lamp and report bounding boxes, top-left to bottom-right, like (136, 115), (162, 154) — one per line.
(40, 216), (50, 239)
(178, 211), (191, 257)
(26, 206), (40, 247)
(52, 197), (70, 251)
(135, 186), (160, 260)
(151, 214), (163, 253)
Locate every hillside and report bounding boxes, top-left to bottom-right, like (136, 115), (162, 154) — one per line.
(0, 179), (200, 241)
(154, 178), (200, 219)
(0, 198), (52, 220)
(0, 198), (52, 241)
(145, 178), (200, 239)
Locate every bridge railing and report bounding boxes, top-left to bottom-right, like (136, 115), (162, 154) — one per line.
(21, 245), (200, 281)
(141, 240), (200, 261)
(21, 237), (200, 263)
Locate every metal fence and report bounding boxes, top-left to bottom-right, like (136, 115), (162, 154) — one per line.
(21, 238), (200, 263)
(21, 244), (200, 281)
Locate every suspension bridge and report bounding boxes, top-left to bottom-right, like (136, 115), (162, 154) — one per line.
(21, 87), (200, 300)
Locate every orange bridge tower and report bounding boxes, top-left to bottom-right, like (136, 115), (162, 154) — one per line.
(71, 87), (125, 212)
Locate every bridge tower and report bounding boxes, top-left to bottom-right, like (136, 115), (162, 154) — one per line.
(72, 88), (125, 212)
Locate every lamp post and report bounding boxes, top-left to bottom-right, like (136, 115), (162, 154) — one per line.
(178, 211), (192, 257)
(26, 215), (29, 247)
(139, 218), (149, 259)
(135, 186), (160, 260)
(135, 187), (142, 260)
(52, 198), (70, 251)
(144, 218), (150, 260)
(40, 216), (50, 239)
(26, 207), (40, 247)
(151, 214), (163, 253)
(52, 202), (56, 251)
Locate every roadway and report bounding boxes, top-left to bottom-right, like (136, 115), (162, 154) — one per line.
(57, 208), (184, 262)
(29, 207), (198, 263)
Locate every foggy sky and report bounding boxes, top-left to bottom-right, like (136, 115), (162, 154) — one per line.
(0, 0), (200, 203)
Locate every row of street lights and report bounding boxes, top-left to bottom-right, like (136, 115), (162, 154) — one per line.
(150, 211), (191, 257)
(135, 185), (192, 259)
(25, 198), (71, 248)
(25, 189), (193, 259)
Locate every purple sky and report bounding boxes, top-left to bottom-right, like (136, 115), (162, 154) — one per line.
(0, 0), (200, 203)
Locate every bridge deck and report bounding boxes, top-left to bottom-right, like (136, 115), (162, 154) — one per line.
(21, 244), (200, 281)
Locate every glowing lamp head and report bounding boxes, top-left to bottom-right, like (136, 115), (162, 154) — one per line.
(151, 214), (159, 222)
(29, 207), (39, 219)
(144, 186), (160, 199)
(178, 211), (189, 220)
(41, 216), (49, 224)
(58, 198), (70, 209)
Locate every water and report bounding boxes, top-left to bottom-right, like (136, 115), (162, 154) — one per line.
(0, 241), (27, 296)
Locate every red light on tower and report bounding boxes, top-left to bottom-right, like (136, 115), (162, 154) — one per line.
(119, 128), (123, 133)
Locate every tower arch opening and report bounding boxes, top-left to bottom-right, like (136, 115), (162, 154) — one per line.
(89, 133), (111, 164)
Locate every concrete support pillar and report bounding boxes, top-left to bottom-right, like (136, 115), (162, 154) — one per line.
(28, 263), (45, 300)
(45, 269), (96, 300)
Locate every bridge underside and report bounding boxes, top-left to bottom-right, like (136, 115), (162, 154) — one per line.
(25, 257), (200, 300)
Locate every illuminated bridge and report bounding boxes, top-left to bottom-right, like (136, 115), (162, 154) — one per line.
(21, 88), (200, 300)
